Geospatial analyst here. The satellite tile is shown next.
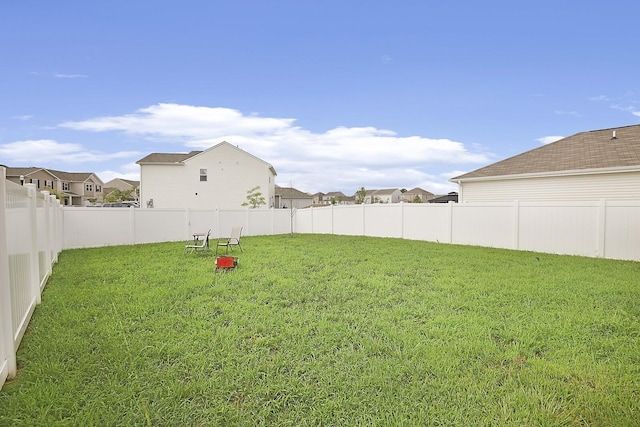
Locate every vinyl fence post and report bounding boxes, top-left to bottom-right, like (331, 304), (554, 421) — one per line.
(0, 167), (18, 382)
(597, 199), (606, 258)
(400, 202), (405, 239)
(185, 207), (191, 240)
(40, 190), (53, 283)
(129, 204), (136, 245)
(513, 200), (520, 250)
(447, 201), (454, 244)
(25, 184), (41, 305)
(330, 204), (334, 235)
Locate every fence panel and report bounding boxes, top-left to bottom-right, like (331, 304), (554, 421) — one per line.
(63, 207), (133, 248)
(5, 188), (38, 349)
(135, 208), (189, 244)
(364, 204), (403, 238)
(1, 175), (63, 390)
(273, 209), (294, 235)
(0, 171), (13, 387)
(333, 204), (364, 236)
(402, 203), (451, 242)
(604, 201), (640, 260)
(36, 196), (51, 291)
(518, 202), (600, 257)
(452, 203), (515, 249)
(308, 206), (334, 234)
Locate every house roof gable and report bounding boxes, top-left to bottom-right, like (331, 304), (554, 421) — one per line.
(136, 151), (201, 164)
(275, 185), (312, 199)
(452, 124), (640, 181)
(6, 167), (103, 184)
(136, 141), (277, 175)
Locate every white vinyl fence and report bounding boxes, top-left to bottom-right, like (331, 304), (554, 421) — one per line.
(62, 206), (294, 249)
(294, 201), (640, 261)
(1, 169), (63, 391)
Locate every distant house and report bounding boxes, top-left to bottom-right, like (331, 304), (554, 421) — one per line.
(103, 178), (140, 203)
(428, 192), (458, 203)
(275, 185), (313, 209)
(312, 192), (325, 205)
(5, 167), (104, 206)
(401, 187), (435, 203)
(136, 141), (277, 209)
(324, 191), (349, 205)
(365, 188), (401, 204)
(314, 191), (349, 205)
(451, 124), (640, 203)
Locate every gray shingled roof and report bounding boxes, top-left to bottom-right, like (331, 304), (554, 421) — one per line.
(136, 151), (202, 164)
(5, 167), (98, 182)
(452, 124), (640, 181)
(275, 185), (312, 199)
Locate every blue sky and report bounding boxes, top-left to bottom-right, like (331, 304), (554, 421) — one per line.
(1, 0), (639, 195)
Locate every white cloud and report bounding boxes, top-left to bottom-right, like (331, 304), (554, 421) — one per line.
(11, 114), (33, 121)
(554, 110), (580, 117)
(58, 103), (492, 194)
(537, 136), (563, 145)
(0, 139), (140, 165)
(54, 73), (88, 79)
(97, 163), (141, 184)
(633, 111), (640, 117)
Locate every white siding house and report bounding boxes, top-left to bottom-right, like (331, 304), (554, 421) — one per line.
(275, 185), (313, 209)
(136, 142), (277, 209)
(451, 124), (640, 203)
(365, 188), (401, 204)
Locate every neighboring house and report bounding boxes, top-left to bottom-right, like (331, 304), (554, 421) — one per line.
(324, 191), (348, 205)
(312, 192), (325, 205)
(5, 167), (104, 206)
(275, 185), (313, 209)
(136, 141), (277, 209)
(450, 124), (640, 203)
(314, 191), (349, 205)
(428, 192), (459, 203)
(401, 187), (435, 203)
(365, 188), (401, 204)
(103, 178), (140, 202)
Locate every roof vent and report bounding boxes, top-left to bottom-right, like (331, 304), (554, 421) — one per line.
(611, 130), (617, 139)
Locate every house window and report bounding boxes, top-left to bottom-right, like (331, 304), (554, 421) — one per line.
(85, 183), (93, 192)
(62, 182), (69, 191)
(44, 180), (53, 188)
(96, 185), (101, 192)
(200, 169), (207, 182)
(30, 178), (40, 188)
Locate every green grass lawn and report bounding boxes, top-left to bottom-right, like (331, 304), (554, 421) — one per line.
(1, 234), (639, 426)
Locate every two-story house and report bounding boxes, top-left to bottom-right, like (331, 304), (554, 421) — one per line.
(364, 188), (401, 204)
(136, 141), (277, 209)
(5, 167), (104, 206)
(401, 187), (435, 203)
(103, 178), (140, 203)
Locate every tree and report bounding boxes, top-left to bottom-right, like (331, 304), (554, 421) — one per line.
(104, 188), (136, 203)
(44, 186), (65, 201)
(413, 195), (422, 203)
(355, 187), (367, 204)
(241, 186), (266, 209)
